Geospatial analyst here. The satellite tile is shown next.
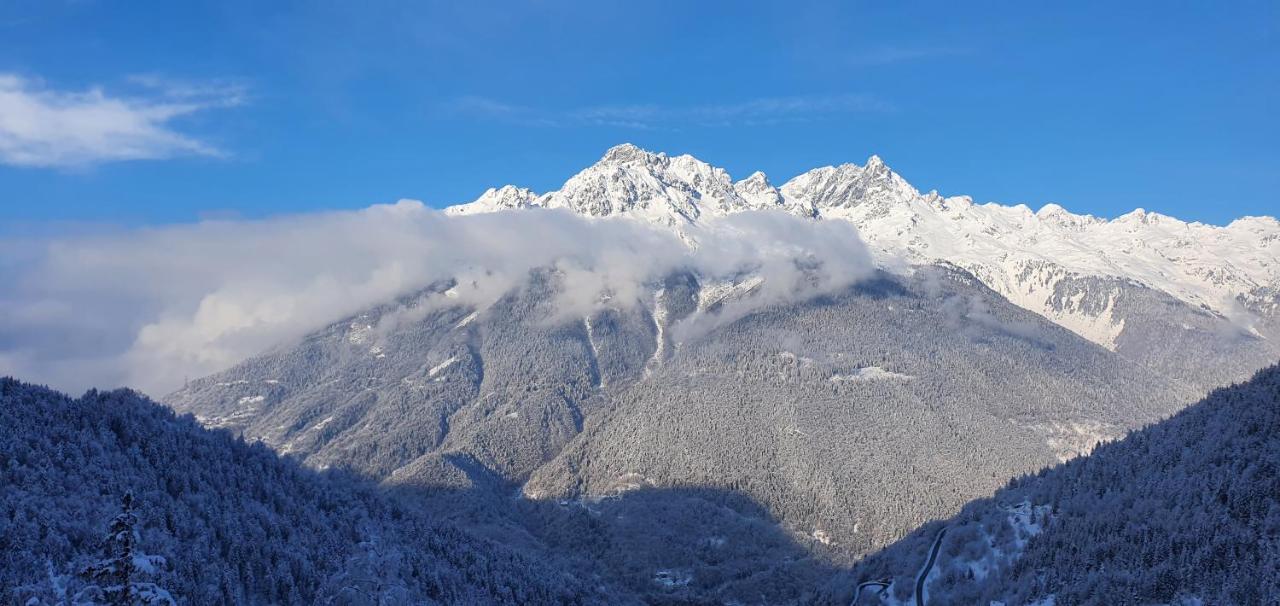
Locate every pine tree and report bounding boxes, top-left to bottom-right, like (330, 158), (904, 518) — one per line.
(78, 492), (176, 606)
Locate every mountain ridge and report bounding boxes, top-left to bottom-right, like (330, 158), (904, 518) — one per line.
(442, 144), (1280, 385)
(449, 143), (1276, 228)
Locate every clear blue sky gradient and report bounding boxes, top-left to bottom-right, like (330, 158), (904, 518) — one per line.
(1, 1), (1276, 226)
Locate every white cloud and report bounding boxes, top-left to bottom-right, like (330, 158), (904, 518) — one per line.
(0, 203), (874, 396)
(0, 73), (244, 168)
(449, 93), (892, 129)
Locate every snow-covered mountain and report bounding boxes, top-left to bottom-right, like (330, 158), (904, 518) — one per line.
(446, 144), (1280, 377)
(166, 262), (1199, 601)
(157, 144), (1275, 603)
(446, 143), (815, 230)
(445, 184), (541, 215)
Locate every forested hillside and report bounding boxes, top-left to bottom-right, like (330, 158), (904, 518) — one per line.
(163, 263), (1216, 602)
(6, 239), (1276, 605)
(833, 364), (1280, 605)
(525, 266), (1197, 560)
(0, 378), (609, 605)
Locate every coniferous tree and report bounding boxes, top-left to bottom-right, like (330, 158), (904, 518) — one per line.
(78, 492), (175, 606)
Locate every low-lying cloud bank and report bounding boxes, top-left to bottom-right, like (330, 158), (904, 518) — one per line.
(0, 202), (873, 396)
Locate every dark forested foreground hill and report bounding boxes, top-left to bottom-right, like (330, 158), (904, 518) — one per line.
(0, 378), (612, 605)
(4, 363), (1278, 605)
(830, 365), (1280, 606)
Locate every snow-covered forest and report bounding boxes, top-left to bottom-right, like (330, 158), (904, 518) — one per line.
(832, 365), (1280, 605)
(7, 363), (1279, 604)
(1, 378), (605, 605)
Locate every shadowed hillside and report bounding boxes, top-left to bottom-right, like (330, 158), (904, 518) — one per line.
(2, 377), (850, 605)
(0, 379), (609, 605)
(825, 364), (1280, 605)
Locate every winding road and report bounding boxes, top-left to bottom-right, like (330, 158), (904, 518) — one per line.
(850, 525), (948, 606)
(914, 527), (948, 606)
(852, 578), (891, 604)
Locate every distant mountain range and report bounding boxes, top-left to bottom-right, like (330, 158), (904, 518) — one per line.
(449, 144), (1280, 388)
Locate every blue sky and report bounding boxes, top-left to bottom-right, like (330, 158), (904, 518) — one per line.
(1, 0), (1276, 227)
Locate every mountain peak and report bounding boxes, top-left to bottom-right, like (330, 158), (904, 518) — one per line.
(1035, 203), (1104, 228)
(1114, 208), (1162, 226)
(733, 170), (804, 215)
(1229, 215), (1280, 231)
(1037, 202), (1067, 215)
(599, 142), (659, 164)
(541, 144), (736, 222)
(736, 171), (772, 188)
(444, 184), (541, 216)
(779, 154), (916, 212)
(436, 144), (1277, 361)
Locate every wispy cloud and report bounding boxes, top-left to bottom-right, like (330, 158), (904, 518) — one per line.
(448, 93), (892, 129)
(0, 73), (245, 168)
(845, 45), (969, 67)
(0, 203), (872, 395)
(449, 96), (564, 127)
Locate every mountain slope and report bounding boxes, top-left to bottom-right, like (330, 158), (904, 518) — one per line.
(166, 262), (1201, 601)
(832, 364), (1280, 606)
(444, 144), (1280, 387)
(1, 378), (609, 605)
(522, 266), (1196, 558)
(166, 270), (653, 485)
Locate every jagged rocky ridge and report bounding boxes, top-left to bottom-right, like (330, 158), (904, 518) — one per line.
(449, 144), (1280, 388)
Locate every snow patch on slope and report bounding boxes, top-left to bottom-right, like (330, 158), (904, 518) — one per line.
(1032, 420), (1121, 462)
(830, 367), (915, 383)
(427, 356), (457, 377)
(697, 275), (765, 311)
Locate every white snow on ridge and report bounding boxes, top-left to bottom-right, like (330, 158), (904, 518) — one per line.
(427, 356), (457, 377)
(829, 367), (915, 383)
(1032, 420), (1121, 462)
(442, 144), (1279, 349)
(454, 310), (479, 328)
(697, 275), (765, 311)
(995, 264), (1127, 350)
(444, 185), (541, 216)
